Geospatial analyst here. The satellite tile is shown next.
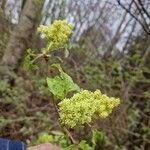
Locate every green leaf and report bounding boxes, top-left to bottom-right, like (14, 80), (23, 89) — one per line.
(47, 64), (80, 100)
(79, 140), (93, 150)
(114, 145), (127, 150)
(47, 76), (65, 100)
(64, 47), (69, 58)
(0, 81), (10, 92)
(64, 145), (76, 150)
(23, 48), (38, 71)
(36, 133), (54, 144)
(23, 54), (32, 71)
(92, 129), (107, 148)
(51, 130), (64, 136)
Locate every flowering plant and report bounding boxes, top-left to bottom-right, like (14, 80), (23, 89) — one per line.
(24, 20), (120, 149)
(59, 90), (120, 128)
(38, 20), (73, 51)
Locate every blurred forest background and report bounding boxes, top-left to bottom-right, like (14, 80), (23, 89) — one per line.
(0, 0), (150, 150)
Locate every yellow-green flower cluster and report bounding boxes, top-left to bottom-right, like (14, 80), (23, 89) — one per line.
(37, 20), (73, 51)
(59, 90), (120, 128)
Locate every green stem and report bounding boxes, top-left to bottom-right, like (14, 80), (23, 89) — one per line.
(31, 52), (51, 64)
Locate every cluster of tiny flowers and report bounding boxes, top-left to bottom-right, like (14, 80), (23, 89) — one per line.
(58, 90), (120, 128)
(37, 20), (73, 50)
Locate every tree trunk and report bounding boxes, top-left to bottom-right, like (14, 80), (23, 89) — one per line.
(122, 19), (137, 53)
(142, 36), (150, 66)
(0, 0), (6, 11)
(21, 0), (27, 10)
(1, 0), (44, 74)
(103, 11), (127, 58)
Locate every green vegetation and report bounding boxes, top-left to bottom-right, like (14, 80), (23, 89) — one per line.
(0, 2), (149, 149)
(22, 20), (120, 149)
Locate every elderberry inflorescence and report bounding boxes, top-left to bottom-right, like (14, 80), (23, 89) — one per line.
(59, 90), (120, 128)
(37, 20), (73, 51)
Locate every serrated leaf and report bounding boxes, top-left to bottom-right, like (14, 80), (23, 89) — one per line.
(47, 76), (65, 100)
(47, 64), (80, 100)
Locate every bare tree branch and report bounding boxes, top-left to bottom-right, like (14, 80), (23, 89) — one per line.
(117, 0), (150, 35)
(137, 0), (150, 18)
